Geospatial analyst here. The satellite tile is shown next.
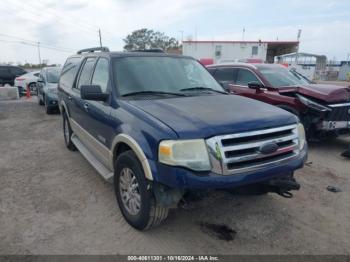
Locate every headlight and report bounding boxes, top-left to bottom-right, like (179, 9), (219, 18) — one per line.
(297, 123), (306, 150)
(296, 94), (330, 112)
(158, 139), (211, 171)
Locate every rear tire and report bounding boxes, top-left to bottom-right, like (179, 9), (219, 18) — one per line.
(114, 150), (169, 230)
(63, 113), (77, 151)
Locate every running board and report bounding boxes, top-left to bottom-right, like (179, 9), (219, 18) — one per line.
(71, 134), (113, 182)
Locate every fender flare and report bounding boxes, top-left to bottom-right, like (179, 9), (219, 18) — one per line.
(110, 134), (153, 181)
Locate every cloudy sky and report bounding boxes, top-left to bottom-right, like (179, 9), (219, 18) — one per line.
(0, 0), (349, 65)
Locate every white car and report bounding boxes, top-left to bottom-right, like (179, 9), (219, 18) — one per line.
(14, 70), (40, 96)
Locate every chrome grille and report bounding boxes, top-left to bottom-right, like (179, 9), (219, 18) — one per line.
(206, 124), (299, 175)
(326, 103), (350, 121)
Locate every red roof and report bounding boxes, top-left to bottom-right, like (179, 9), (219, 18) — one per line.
(183, 40), (299, 44)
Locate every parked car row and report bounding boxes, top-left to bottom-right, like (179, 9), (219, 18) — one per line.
(20, 47), (349, 231)
(37, 66), (61, 114)
(0, 65), (27, 86)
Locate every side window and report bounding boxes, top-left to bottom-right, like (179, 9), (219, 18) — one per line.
(91, 58), (109, 93)
(236, 69), (260, 86)
(76, 57), (96, 89)
(60, 57), (82, 88)
(34, 73), (40, 77)
(11, 67), (25, 76)
(0, 67), (9, 77)
(214, 68), (235, 82)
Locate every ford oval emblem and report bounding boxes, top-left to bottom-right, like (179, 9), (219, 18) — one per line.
(259, 143), (279, 155)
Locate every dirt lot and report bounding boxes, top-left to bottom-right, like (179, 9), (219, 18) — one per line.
(0, 98), (350, 255)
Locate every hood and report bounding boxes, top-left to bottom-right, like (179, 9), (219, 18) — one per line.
(278, 84), (350, 103)
(129, 95), (297, 139)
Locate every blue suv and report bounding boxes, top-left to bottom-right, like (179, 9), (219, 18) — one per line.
(58, 47), (307, 230)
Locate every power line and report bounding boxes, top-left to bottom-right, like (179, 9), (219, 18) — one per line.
(0, 38), (72, 53)
(0, 33), (74, 52)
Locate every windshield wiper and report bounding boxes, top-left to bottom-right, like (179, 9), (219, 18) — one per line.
(121, 91), (187, 97)
(180, 87), (227, 94)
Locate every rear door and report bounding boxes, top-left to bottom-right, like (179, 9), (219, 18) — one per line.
(76, 57), (112, 167)
(72, 57), (97, 132)
(84, 57), (113, 146)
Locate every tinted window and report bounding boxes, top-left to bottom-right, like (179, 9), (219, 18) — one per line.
(207, 68), (216, 75)
(77, 58), (96, 89)
(236, 69), (260, 86)
(0, 67), (10, 77)
(10, 67), (25, 76)
(46, 68), (61, 83)
(39, 72), (46, 82)
(91, 58), (109, 93)
(214, 68), (235, 82)
(60, 57), (82, 88)
(252, 46), (258, 55)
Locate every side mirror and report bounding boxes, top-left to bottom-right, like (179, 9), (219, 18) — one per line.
(80, 85), (109, 101)
(248, 82), (265, 91)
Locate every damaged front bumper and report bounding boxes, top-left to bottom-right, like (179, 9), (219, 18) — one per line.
(316, 120), (350, 131)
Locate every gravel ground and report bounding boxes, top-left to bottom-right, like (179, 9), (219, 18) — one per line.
(0, 98), (350, 255)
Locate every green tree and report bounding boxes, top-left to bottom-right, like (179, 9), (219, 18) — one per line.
(123, 28), (180, 51)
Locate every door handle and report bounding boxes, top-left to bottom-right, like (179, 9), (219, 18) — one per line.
(83, 103), (89, 110)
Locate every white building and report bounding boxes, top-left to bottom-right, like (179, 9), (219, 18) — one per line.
(182, 40), (299, 64)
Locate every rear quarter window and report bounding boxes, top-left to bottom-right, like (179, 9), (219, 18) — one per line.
(60, 57), (82, 88)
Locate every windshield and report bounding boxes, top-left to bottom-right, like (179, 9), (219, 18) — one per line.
(46, 68), (60, 83)
(113, 56), (224, 97)
(256, 65), (310, 88)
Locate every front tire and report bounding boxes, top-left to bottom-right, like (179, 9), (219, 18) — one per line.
(114, 151), (169, 230)
(63, 113), (77, 151)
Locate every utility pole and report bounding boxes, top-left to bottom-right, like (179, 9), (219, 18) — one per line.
(242, 27), (245, 41)
(295, 29), (302, 65)
(37, 41), (42, 68)
(179, 30), (184, 44)
(98, 29), (102, 47)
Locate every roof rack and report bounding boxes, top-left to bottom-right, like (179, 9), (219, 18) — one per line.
(130, 48), (164, 53)
(77, 47), (110, 54)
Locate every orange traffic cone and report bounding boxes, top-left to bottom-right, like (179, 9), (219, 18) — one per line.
(26, 84), (31, 99)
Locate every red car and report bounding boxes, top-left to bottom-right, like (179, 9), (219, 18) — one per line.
(207, 63), (350, 138)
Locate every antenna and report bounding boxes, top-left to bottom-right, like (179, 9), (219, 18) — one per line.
(98, 29), (102, 48)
